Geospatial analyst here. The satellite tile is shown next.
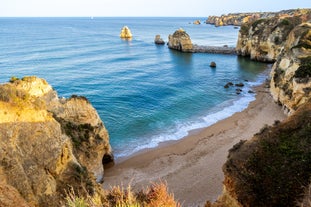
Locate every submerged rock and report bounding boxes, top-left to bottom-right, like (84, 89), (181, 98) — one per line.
(120, 26), (133, 39)
(168, 28), (193, 52)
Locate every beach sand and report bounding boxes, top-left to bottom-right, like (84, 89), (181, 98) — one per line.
(103, 84), (286, 206)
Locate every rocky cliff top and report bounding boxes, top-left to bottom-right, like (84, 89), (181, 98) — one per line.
(0, 76), (113, 207)
(206, 8), (311, 26)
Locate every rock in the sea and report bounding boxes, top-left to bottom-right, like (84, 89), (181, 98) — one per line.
(236, 88), (242, 94)
(168, 28), (193, 52)
(193, 20), (201, 25)
(120, 26), (133, 39)
(0, 76), (113, 206)
(154, 34), (165, 45)
(224, 82), (234, 88)
(235, 82), (244, 87)
(210, 61), (216, 67)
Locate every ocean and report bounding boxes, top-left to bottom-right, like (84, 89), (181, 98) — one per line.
(0, 17), (270, 159)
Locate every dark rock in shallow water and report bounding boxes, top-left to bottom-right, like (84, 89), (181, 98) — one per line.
(154, 34), (165, 45)
(210, 61), (217, 68)
(235, 82), (245, 87)
(248, 90), (255, 93)
(224, 82), (234, 88)
(236, 88), (242, 94)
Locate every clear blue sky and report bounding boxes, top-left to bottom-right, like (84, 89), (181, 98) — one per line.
(1, 0), (310, 17)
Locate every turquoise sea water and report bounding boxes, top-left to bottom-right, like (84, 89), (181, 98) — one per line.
(0, 17), (269, 158)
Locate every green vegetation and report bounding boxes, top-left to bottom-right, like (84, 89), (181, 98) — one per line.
(294, 57), (311, 79)
(62, 121), (94, 148)
(9, 76), (19, 83)
(239, 23), (250, 36)
(251, 18), (266, 28)
(226, 102), (311, 207)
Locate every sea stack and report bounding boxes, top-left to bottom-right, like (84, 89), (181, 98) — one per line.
(120, 26), (133, 39)
(154, 34), (165, 45)
(168, 28), (193, 52)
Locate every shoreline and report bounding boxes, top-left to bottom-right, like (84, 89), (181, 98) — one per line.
(103, 84), (286, 206)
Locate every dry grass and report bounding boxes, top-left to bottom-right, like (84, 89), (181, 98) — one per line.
(66, 181), (180, 207)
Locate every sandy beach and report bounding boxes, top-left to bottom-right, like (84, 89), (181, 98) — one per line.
(103, 84), (287, 206)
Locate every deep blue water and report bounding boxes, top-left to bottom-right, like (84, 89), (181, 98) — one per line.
(0, 17), (269, 158)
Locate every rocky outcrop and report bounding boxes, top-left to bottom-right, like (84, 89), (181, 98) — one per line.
(168, 28), (193, 52)
(154, 34), (165, 45)
(193, 20), (201, 25)
(120, 26), (133, 39)
(236, 9), (311, 62)
(206, 13), (261, 27)
(206, 9), (309, 27)
(0, 76), (113, 206)
(209, 100), (311, 207)
(270, 22), (311, 113)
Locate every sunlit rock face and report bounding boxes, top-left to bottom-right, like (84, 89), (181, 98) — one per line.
(270, 23), (311, 114)
(236, 9), (311, 63)
(120, 26), (133, 39)
(0, 76), (113, 206)
(168, 28), (193, 52)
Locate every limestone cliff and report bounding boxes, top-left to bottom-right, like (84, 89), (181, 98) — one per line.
(270, 23), (311, 113)
(208, 100), (311, 207)
(206, 9), (309, 27)
(0, 76), (113, 207)
(168, 28), (193, 52)
(236, 9), (311, 62)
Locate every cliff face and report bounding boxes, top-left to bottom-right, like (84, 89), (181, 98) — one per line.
(0, 76), (113, 207)
(270, 23), (311, 113)
(210, 100), (311, 207)
(236, 9), (311, 62)
(168, 28), (193, 52)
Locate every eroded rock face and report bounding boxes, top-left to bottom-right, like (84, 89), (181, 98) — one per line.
(236, 9), (311, 62)
(120, 26), (133, 39)
(168, 28), (193, 52)
(0, 76), (113, 206)
(270, 23), (311, 113)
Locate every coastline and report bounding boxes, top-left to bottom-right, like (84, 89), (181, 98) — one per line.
(103, 83), (286, 206)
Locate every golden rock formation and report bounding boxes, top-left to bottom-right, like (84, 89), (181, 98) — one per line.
(0, 76), (113, 207)
(120, 26), (133, 39)
(168, 28), (193, 52)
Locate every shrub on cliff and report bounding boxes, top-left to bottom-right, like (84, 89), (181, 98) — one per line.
(222, 100), (311, 207)
(294, 57), (311, 79)
(65, 181), (180, 207)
